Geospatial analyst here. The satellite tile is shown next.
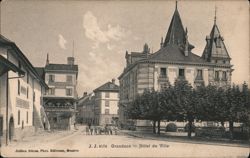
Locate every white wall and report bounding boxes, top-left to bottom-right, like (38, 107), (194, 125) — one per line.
(0, 48), (45, 131)
(96, 92), (119, 115)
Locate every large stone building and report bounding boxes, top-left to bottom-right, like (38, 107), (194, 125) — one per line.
(118, 3), (233, 126)
(36, 55), (78, 130)
(93, 79), (119, 126)
(77, 79), (119, 126)
(0, 35), (49, 146)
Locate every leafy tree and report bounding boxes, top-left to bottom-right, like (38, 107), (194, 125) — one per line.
(240, 82), (250, 126)
(173, 79), (194, 138)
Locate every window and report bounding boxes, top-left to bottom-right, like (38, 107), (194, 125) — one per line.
(27, 87), (29, 99)
(26, 111), (28, 124)
(160, 68), (167, 77)
(49, 75), (55, 82)
(66, 75), (73, 83)
(66, 88), (72, 96)
(18, 80), (20, 95)
(105, 92), (110, 98)
(215, 71), (219, 80)
(222, 71), (227, 81)
(49, 88), (55, 95)
(105, 109), (109, 114)
(22, 121), (24, 129)
(215, 38), (221, 48)
(18, 110), (20, 125)
(179, 69), (185, 77)
(196, 69), (203, 80)
(105, 100), (109, 107)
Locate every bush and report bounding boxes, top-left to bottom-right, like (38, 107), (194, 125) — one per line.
(165, 123), (177, 132)
(184, 123), (196, 132)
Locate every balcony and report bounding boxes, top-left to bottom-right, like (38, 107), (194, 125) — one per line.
(48, 81), (74, 87)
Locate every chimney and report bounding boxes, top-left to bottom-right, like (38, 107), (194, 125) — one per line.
(67, 57), (74, 65)
(111, 78), (115, 84)
(143, 43), (149, 54)
(83, 92), (87, 97)
(46, 53), (49, 65)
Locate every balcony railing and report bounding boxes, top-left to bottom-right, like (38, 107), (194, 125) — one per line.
(48, 81), (74, 86)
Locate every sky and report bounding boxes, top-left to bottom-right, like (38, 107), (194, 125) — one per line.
(2, 0), (249, 95)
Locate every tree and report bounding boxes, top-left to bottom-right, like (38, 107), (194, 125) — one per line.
(223, 85), (243, 139)
(173, 79), (194, 138)
(240, 82), (250, 126)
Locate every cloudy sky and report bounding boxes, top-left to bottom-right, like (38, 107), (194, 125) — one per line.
(2, 0), (249, 95)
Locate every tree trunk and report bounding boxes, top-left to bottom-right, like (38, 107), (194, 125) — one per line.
(157, 120), (161, 135)
(153, 121), (156, 134)
(188, 120), (192, 138)
(229, 121), (234, 140)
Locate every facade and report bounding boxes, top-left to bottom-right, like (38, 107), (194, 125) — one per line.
(76, 92), (95, 124)
(0, 35), (49, 146)
(93, 79), (119, 126)
(118, 4), (233, 126)
(36, 55), (78, 130)
(77, 79), (119, 126)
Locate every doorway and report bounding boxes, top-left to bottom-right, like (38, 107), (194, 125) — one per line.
(9, 117), (14, 141)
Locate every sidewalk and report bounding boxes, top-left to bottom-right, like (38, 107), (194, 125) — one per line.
(121, 130), (250, 148)
(7, 127), (82, 148)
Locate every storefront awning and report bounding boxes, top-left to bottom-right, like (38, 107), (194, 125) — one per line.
(0, 55), (25, 76)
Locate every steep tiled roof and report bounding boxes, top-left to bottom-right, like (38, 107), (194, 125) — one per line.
(94, 81), (119, 92)
(149, 45), (207, 64)
(202, 24), (231, 61)
(164, 8), (185, 46)
(45, 64), (78, 72)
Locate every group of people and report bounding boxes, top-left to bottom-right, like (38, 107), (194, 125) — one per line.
(85, 123), (118, 135)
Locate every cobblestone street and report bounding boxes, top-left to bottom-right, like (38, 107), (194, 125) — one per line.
(1, 125), (249, 157)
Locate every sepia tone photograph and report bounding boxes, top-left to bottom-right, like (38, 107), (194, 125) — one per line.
(0, 0), (249, 157)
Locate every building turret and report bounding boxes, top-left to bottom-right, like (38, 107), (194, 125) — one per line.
(201, 7), (231, 64)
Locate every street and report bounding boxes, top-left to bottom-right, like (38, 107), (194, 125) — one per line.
(1, 126), (249, 157)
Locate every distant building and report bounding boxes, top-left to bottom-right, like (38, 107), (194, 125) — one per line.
(76, 92), (95, 124)
(0, 35), (49, 145)
(77, 79), (119, 126)
(118, 3), (233, 127)
(93, 79), (119, 125)
(36, 55), (78, 130)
